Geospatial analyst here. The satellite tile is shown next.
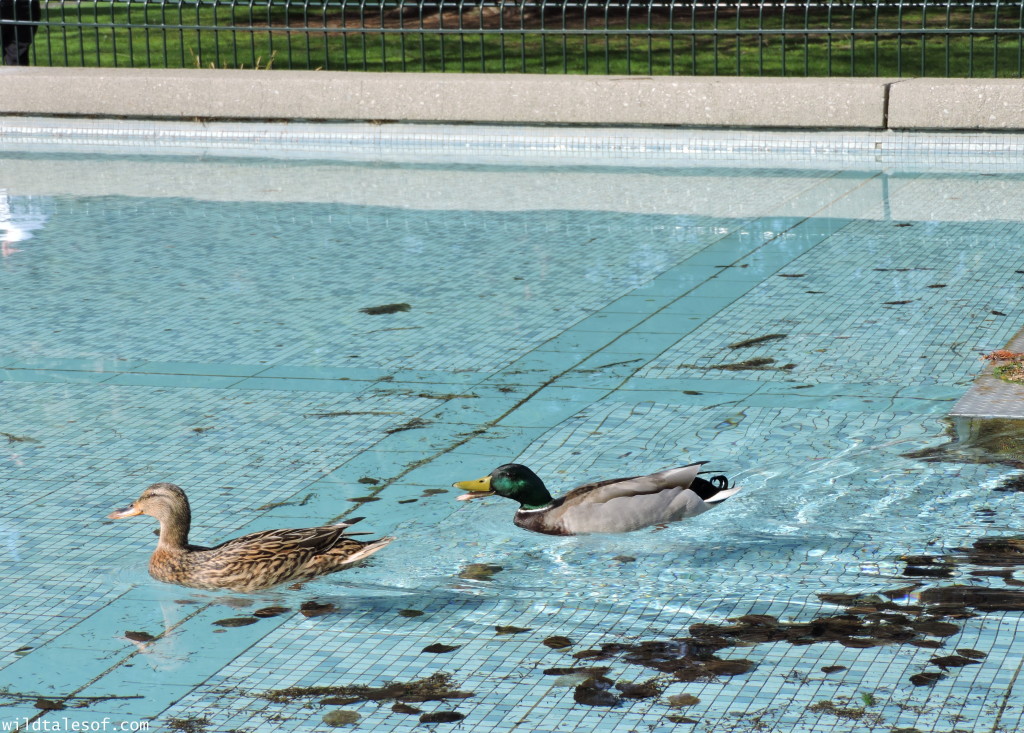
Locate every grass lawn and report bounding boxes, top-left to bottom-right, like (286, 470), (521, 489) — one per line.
(27, 2), (1024, 76)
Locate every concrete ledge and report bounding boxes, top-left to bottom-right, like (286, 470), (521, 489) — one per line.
(0, 67), (894, 128)
(889, 78), (1024, 131)
(951, 328), (1024, 419)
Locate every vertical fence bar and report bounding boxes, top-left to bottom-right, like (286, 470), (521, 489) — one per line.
(646, 0), (653, 75)
(993, 0), (1000, 76)
(849, 0), (856, 75)
(733, 0), (740, 76)
(379, 0), (387, 71)
(896, 0), (903, 75)
(538, 0), (547, 72)
(479, 0), (487, 72)
(666, 0), (674, 74)
(303, 0), (312, 70)
(779, 0), (786, 76)
(757, 0), (765, 75)
(943, 0), (951, 75)
(920, 0), (927, 76)
(213, 0), (223, 68)
(1018, 0), (1024, 75)
(604, 0), (611, 73)
(712, 0), (720, 73)
(872, 0), (880, 76)
(968, 0), (977, 75)
(802, 0), (810, 76)
(582, 0), (590, 73)
(60, 0), (72, 66)
(125, 0), (135, 66)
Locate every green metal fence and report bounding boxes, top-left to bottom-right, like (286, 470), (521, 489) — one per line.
(7, 0), (1024, 76)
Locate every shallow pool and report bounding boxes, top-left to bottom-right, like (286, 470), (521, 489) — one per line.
(1, 146), (1023, 732)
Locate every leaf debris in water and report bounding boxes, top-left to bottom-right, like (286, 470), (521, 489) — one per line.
(305, 411), (397, 418)
(615, 678), (664, 699)
(322, 710), (360, 727)
(253, 606), (290, 618)
(679, 357), (795, 372)
(728, 333), (787, 349)
(0, 432), (40, 444)
(125, 631), (157, 642)
(166, 717), (211, 733)
(495, 625), (532, 635)
(909, 671), (946, 686)
(300, 601), (337, 617)
(261, 671), (472, 704)
(361, 303), (411, 315)
(573, 675), (620, 707)
(398, 609), (425, 618)
(930, 654), (982, 669)
(422, 643), (460, 654)
(385, 418), (430, 434)
(419, 711), (465, 724)
(458, 563), (503, 581)
(544, 666), (610, 678)
(542, 636), (574, 649)
(212, 617), (259, 628)
(668, 693), (701, 707)
(956, 648), (987, 659)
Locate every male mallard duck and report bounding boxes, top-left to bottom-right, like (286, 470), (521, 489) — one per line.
(108, 483), (394, 592)
(453, 462), (739, 535)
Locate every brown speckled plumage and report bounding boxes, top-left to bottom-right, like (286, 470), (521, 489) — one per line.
(108, 483), (394, 592)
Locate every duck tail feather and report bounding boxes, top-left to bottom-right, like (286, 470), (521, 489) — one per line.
(705, 481), (741, 505)
(334, 516), (365, 529)
(340, 536), (395, 565)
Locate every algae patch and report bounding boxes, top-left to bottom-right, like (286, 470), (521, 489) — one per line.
(261, 672), (473, 705)
(361, 303), (411, 315)
(728, 333), (787, 349)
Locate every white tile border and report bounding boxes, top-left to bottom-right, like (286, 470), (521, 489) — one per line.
(2, 116), (1024, 171)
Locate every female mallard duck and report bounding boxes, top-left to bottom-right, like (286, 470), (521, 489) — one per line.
(108, 483), (394, 592)
(453, 462), (739, 535)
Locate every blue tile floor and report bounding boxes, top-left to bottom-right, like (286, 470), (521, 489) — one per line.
(1, 156), (1024, 732)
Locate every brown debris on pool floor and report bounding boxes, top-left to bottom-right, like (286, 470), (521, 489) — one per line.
(261, 672), (473, 706)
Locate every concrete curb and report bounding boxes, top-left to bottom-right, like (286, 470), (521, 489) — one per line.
(9, 67), (1018, 130)
(887, 78), (1024, 131)
(1, 68), (1023, 130)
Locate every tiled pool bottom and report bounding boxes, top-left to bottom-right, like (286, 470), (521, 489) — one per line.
(2, 154), (1024, 733)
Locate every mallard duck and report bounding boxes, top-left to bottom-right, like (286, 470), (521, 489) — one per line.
(453, 462), (739, 535)
(108, 483), (394, 592)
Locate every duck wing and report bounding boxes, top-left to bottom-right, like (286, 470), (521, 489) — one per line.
(544, 463), (735, 534)
(560, 463), (706, 506)
(209, 524), (358, 562)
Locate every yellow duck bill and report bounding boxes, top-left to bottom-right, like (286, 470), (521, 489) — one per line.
(453, 475), (495, 500)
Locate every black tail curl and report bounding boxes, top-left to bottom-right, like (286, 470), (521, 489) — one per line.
(690, 473), (732, 501)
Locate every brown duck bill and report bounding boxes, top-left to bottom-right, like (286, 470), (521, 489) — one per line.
(108, 503), (143, 519)
(453, 475), (495, 501)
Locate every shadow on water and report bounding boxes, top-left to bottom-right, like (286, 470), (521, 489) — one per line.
(903, 416), (1024, 469)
